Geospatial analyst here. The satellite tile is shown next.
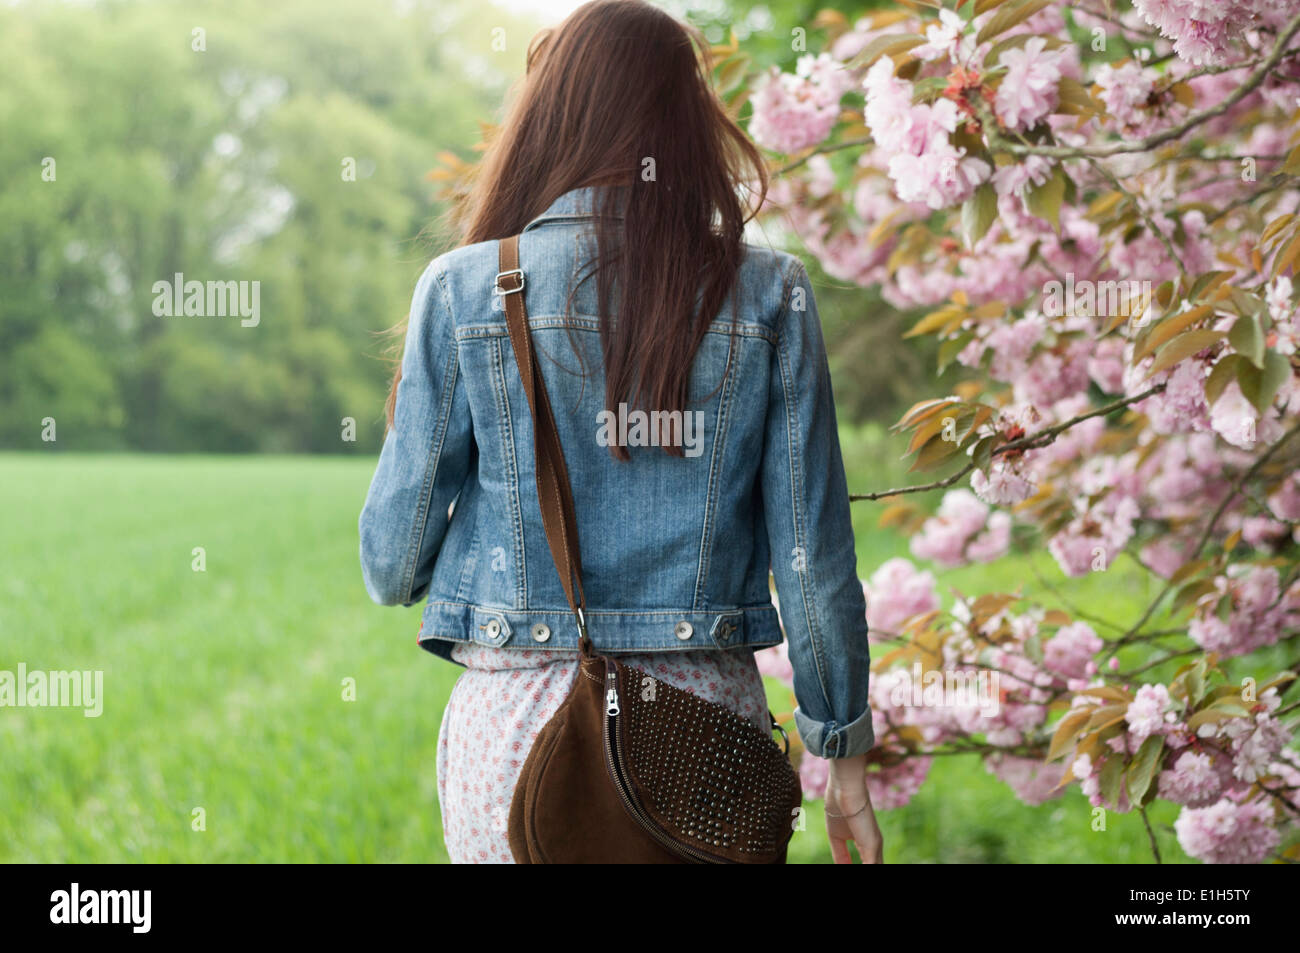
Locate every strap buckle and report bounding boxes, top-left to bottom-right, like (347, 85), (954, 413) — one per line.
(494, 268), (525, 296)
(771, 714), (789, 756)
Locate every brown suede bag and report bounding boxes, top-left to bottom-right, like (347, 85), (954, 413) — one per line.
(495, 234), (802, 864)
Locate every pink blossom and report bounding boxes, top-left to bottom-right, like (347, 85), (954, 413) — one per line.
(1239, 514), (1289, 550)
(749, 54), (849, 153)
(984, 753), (1066, 806)
(862, 558), (940, 637)
(1086, 336), (1127, 394)
(1267, 275), (1298, 355)
(1140, 535), (1195, 578)
(1132, 0), (1241, 65)
(1047, 496), (1140, 576)
(1125, 683), (1177, 741)
(996, 37), (1066, 131)
(913, 9), (968, 62)
(864, 59), (991, 210)
(1157, 750), (1224, 807)
(1136, 357), (1213, 436)
(911, 489), (1012, 568)
(1174, 798), (1280, 863)
(1266, 473), (1300, 521)
(866, 755), (933, 810)
(754, 639), (793, 687)
(1093, 62), (1167, 136)
(1042, 622), (1103, 679)
(799, 751), (829, 799)
(1210, 380), (1263, 449)
(971, 462), (1035, 505)
(1188, 565), (1297, 657)
(1230, 714), (1291, 783)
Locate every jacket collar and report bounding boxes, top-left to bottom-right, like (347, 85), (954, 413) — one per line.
(522, 184), (628, 232)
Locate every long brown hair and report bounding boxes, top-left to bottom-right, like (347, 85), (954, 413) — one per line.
(386, 0), (768, 459)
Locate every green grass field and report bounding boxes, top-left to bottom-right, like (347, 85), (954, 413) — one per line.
(0, 434), (1195, 862)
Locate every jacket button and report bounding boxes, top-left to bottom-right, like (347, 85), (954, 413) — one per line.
(530, 623), (551, 643)
(674, 621), (693, 640)
(485, 619), (502, 639)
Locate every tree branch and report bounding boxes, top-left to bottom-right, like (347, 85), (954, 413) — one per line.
(850, 384), (1165, 502)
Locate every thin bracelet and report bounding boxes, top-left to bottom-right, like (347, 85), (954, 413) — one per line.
(825, 804), (867, 819)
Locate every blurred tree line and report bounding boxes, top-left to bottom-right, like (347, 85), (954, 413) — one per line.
(0, 0), (931, 454)
(1, 0), (512, 452)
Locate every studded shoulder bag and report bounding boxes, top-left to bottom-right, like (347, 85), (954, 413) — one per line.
(496, 234), (803, 864)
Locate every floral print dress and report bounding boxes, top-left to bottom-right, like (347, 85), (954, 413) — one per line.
(435, 641), (771, 864)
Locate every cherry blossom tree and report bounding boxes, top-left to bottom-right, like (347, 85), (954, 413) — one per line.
(740, 0), (1300, 863)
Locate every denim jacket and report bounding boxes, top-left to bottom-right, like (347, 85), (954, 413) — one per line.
(359, 186), (873, 758)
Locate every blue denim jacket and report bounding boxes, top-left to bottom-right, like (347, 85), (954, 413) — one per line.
(359, 186), (873, 758)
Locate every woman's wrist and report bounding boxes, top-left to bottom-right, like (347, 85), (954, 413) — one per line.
(828, 753), (868, 773)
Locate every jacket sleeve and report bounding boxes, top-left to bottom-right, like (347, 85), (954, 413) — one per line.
(760, 259), (874, 759)
(359, 260), (473, 606)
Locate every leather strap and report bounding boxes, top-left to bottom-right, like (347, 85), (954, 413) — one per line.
(497, 234), (591, 653)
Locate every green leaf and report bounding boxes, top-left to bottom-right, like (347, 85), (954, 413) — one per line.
(1048, 709), (1092, 761)
(1207, 698), (1251, 716)
(1172, 578), (1215, 613)
(909, 434), (961, 472)
(911, 75), (951, 103)
(961, 182), (999, 248)
(1236, 350), (1292, 415)
(1186, 708), (1244, 731)
(1025, 163), (1066, 232)
(1185, 660), (1206, 706)
(1282, 144), (1300, 176)
(1144, 329), (1225, 378)
(849, 33), (926, 69)
(938, 331), (975, 372)
(1204, 354), (1241, 405)
(1127, 735), (1164, 805)
(976, 0), (1053, 45)
(1055, 77), (1098, 116)
(1099, 755), (1124, 808)
(1187, 269), (1233, 303)
(1228, 313), (1265, 369)
(714, 53), (750, 93)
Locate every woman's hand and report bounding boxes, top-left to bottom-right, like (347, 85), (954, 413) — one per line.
(824, 753), (883, 864)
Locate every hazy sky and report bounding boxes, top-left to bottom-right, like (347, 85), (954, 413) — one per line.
(493, 0), (586, 23)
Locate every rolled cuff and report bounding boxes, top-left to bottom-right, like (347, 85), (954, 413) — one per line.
(794, 703), (875, 759)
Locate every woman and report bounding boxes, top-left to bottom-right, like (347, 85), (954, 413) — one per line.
(359, 0), (881, 864)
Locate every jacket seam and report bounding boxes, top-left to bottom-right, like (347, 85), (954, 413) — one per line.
(455, 320), (778, 345)
(691, 328), (737, 611)
(492, 336), (528, 610)
(420, 600), (779, 615)
(776, 261), (837, 727)
(398, 266), (458, 603)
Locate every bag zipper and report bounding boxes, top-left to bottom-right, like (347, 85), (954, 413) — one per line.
(601, 657), (732, 864)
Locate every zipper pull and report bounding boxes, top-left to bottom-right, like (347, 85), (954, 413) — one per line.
(604, 659), (620, 716)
